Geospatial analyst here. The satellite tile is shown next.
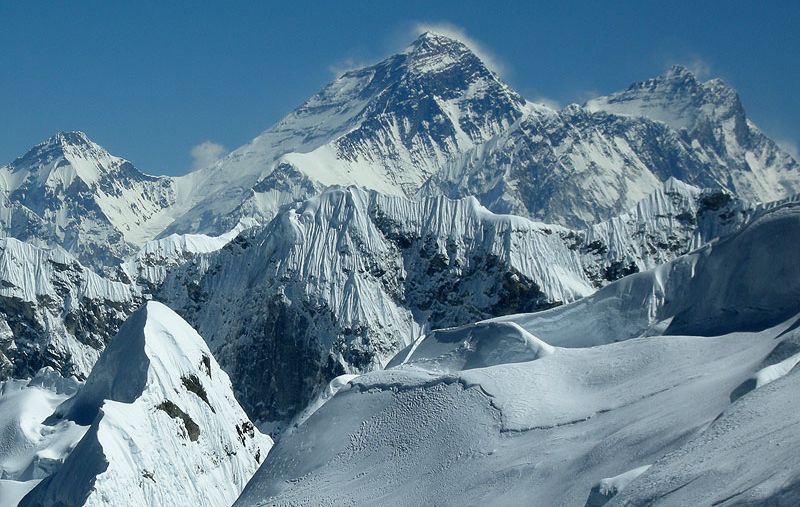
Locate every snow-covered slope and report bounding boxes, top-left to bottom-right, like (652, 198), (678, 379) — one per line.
(235, 198), (800, 507)
(0, 238), (139, 382)
(0, 368), (84, 507)
(165, 31), (526, 234)
(21, 301), (271, 507)
(148, 181), (759, 427)
(587, 65), (799, 205)
(497, 198), (800, 347)
(0, 132), (178, 269)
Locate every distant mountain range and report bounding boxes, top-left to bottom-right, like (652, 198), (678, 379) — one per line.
(2, 33), (796, 269)
(1, 31), (799, 507)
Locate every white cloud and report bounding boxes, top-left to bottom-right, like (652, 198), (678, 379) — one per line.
(328, 57), (371, 78)
(190, 141), (228, 171)
(665, 55), (712, 79)
(776, 138), (800, 161)
(531, 96), (561, 110)
(412, 22), (507, 76)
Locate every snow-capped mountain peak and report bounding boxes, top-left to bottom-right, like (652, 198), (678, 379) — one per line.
(3, 131), (123, 191)
(402, 30), (486, 75)
(0, 132), (180, 267)
(168, 31), (526, 235)
(21, 301), (272, 507)
(585, 64), (743, 133)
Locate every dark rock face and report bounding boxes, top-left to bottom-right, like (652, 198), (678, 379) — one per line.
(333, 32), (524, 175)
(0, 240), (140, 382)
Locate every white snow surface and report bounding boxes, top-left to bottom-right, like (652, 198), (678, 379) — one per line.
(234, 204), (800, 506)
(20, 301), (272, 507)
(0, 369), (84, 507)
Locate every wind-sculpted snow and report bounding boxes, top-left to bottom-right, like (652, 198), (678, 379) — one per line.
(235, 205), (800, 507)
(147, 181), (768, 426)
(0, 368), (84, 506)
(497, 199), (800, 346)
(610, 346), (800, 506)
(152, 186), (590, 425)
(386, 321), (554, 372)
(21, 302), (272, 507)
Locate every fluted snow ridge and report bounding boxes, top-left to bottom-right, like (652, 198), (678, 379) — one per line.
(143, 181), (761, 425)
(0, 238), (141, 381)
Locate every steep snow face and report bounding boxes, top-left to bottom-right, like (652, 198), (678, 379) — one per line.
(0, 238), (139, 382)
(235, 204), (800, 507)
(419, 103), (672, 226)
(611, 340), (800, 506)
(125, 218), (256, 291)
(153, 186), (588, 425)
(166, 31), (526, 235)
(498, 199), (800, 347)
(150, 182), (754, 426)
(0, 132), (178, 268)
(21, 301), (271, 507)
(586, 65), (799, 205)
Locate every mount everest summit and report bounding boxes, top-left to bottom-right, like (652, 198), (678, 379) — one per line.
(0, 30), (799, 506)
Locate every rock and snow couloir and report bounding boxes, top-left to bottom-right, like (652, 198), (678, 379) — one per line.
(19, 301), (271, 507)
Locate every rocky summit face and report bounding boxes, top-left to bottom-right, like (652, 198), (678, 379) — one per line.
(1, 30), (799, 507)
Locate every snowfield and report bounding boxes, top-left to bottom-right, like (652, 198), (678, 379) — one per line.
(235, 204), (800, 506)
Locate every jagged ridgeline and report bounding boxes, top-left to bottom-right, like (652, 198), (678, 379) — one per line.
(0, 31), (797, 429)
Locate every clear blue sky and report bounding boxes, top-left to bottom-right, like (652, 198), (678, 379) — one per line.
(2, 0), (798, 175)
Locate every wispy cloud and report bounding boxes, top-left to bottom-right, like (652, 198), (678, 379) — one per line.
(190, 141), (228, 171)
(686, 57), (712, 79)
(576, 89), (602, 104)
(328, 57), (372, 78)
(411, 22), (507, 76)
(665, 55), (713, 79)
(776, 138), (800, 161)
(530, 95), (561, 110)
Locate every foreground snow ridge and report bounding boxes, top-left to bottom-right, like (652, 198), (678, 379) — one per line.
(20, 301), (272, 507)
(235, 205), (800, 507)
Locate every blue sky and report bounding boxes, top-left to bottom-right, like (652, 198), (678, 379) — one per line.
(1, 1), (798, 175)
